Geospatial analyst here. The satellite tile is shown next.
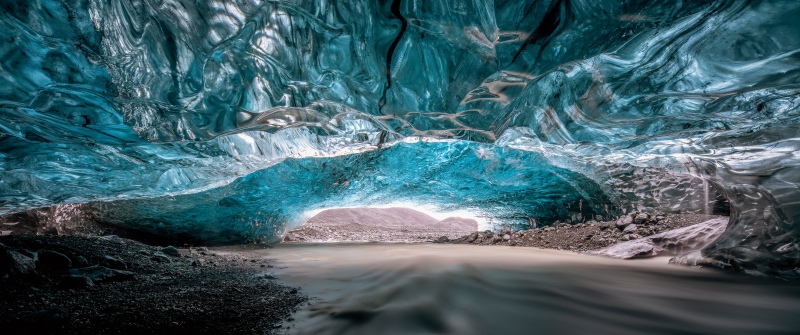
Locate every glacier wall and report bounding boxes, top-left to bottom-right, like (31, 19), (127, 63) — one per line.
(1, 0), (799, 277)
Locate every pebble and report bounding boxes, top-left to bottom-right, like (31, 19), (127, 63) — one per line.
(161, 246), (181, 257)
(102, 255), (128, 270)
(152, 252), (171, 263)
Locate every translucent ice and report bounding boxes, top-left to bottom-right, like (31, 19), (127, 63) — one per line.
(1, 1), (799, 276)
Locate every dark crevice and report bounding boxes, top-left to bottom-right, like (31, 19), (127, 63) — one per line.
(378, 0), (408, 113)
(511, 0), (569, 64)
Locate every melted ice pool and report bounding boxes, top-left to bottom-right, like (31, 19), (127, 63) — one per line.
(262, 243), (800, 335)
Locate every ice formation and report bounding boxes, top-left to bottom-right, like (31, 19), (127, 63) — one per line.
(1, 1), (799, 277)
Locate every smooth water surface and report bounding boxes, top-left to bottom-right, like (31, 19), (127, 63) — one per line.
(265, 243), (800, 335)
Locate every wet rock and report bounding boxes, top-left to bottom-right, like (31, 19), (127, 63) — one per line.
(74, 255), (89, 267)
(102, 255), (127, 269)
(38, 250), (73, 273)
(70, 265), (135, 283)
(161, 246), (181, 257)
(151, 252), (171, 263)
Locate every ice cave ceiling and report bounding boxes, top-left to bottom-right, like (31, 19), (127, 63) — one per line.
(1, 0), (800, 276)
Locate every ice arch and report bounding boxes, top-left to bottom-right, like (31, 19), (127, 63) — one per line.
(1, 0), (799, 277)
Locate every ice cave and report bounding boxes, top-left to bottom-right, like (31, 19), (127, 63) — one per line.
(3, 1), (800, 332)
(3, 0), (800, 274)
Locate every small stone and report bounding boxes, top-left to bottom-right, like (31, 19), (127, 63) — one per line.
(503, 234), (511, 240)
(544, 227), (555, 231)
(634, 213), (650, 225)
(102, 255), (127, 270)
(70, 265), (135, 283)
(623, 224), (638, 233)
(616, 216), (633, 229)
(38, 250), (73, 273)
(192, 259), (205, 267)
(433, 236), (450, 243)
(74, 256), (89, 267)
(99, 235), (121, 242)
(161, 246), (181, 257)
(151, 252), (171, 263)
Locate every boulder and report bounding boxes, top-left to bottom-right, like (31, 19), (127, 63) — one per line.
(1, 244), (36, 277)
(38, 250), (73, 273)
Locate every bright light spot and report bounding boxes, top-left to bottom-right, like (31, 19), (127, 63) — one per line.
(300, 201), (489, 230)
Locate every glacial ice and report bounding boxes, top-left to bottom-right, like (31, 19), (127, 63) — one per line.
(1, 1), (799, 277)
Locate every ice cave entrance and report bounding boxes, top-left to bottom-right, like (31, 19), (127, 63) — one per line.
(283, 206), (482, 243)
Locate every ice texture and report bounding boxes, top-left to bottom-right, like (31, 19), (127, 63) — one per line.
(1, 1), (799, 276)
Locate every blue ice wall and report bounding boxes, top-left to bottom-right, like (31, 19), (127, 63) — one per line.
(88, 140), (612, 244)
(1, 1), (800, 276)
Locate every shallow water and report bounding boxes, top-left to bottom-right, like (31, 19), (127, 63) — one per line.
(263, 243), (800, 335)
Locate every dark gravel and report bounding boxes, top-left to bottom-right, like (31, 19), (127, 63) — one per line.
(445, 213), (729, 252)
(0, 235), (306, 335)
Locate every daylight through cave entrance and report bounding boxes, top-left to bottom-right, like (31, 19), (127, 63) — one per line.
(284, 207), (481, 243)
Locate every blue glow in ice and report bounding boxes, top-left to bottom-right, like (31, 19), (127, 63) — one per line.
(1, 1), (800, 276)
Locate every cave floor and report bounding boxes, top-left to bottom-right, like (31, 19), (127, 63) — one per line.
(0, 235), (306, 335)
(265, 243), (800, 335)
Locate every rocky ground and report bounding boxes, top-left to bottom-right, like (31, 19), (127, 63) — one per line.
(444, 213), (728, 252)
(0, 235), (306, 335)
